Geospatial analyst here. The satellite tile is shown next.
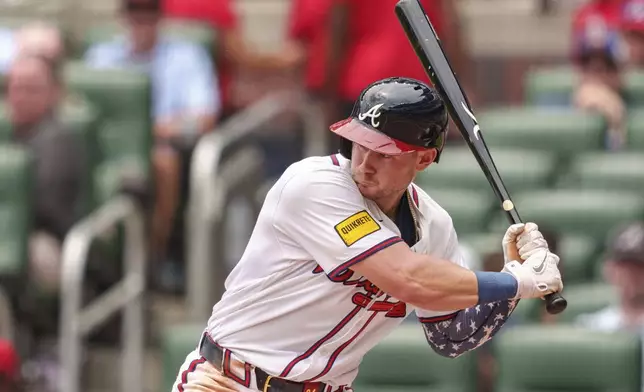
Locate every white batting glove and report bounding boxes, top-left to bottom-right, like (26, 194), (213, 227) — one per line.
(516, 222), (549, 260)
(501, 249), (563, 300)
(502, 223), (525, 264)
(502, 222), (549, 264)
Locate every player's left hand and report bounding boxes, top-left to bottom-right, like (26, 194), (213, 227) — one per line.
(502, 223), (524, 264)
(503, 222), (549, 264)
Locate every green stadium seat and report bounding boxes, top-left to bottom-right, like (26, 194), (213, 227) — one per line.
(64, 62), (152, 204)
(353, 323), (478, 392)
(0, 145), (32, 288)
(424, 189), (494, 234)
(416, 147), (557, 194)
(557, 151), (644, 193)
(475, 107), (605, 156)
(64, 61), (151, 125)
(79, 19), (217, 56)
(495, 324), (641, 392)
(627, 109), (644, 150)
(489, 189), (644, 243)
(460, 232), (598, 284)
(525, 65), (644, 107)
(161, 323), (204, 392)
(555, 282), (618, 324)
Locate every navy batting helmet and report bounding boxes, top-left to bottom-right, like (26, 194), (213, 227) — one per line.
(330, 77), (449, 161)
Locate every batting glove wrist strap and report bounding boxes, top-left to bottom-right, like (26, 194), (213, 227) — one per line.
(502, 251), (563, 299)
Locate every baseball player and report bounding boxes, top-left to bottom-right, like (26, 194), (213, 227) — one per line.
(172, 77), (564, 392)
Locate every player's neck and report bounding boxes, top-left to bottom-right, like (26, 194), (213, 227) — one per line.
(376, 190), (407, 220)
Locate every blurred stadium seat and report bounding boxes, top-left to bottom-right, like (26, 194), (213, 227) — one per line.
(63, 61), (153, 206)
(489, 189), (644, 243)
(424, 188), (494, 234)
(353, 323), (478, 392)
(553, 282), (618, 324)
(416, 147), (557, 195)
(0, 145), (32, 294)
(627, 109), (644, 150)
(494, 325), (641, 392)
(476, 107), (605, 159)
(556, 151), (644, 193)
(525, 65), (644, 107)
(161, 323), (203, 392)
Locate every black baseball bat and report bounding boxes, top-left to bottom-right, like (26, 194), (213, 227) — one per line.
(394, 0), (567, 314)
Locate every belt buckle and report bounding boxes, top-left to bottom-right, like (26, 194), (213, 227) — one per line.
(262, 375), (273, 392)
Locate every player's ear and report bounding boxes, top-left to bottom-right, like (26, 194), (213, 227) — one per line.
(415, 149), (437, 171)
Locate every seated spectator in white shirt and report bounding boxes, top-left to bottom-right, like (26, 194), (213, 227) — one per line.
(84, 0), (221, 267)
(576, 222), (644, 333)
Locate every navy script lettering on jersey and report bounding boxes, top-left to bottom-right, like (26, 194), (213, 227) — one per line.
(312, 265), (406, 318)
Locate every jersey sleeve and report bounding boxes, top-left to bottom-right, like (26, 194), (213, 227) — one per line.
(273, 170), (403, 277)
(415, 223), (469, 322)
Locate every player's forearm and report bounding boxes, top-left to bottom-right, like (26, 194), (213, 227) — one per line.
(420, 299), (518, 358)
(353, 244), (518, 311)
(399, 254), (480, 311)
(398, 253), (519, 311)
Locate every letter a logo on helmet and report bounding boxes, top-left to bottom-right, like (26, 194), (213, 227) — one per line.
(358, 103), (385, 128)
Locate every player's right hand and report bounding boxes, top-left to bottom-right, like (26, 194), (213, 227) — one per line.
(501, 249), (563, 300)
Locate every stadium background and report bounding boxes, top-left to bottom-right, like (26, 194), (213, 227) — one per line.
(0, 0), (643, 391)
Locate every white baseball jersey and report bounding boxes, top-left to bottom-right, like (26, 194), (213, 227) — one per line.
(205, 153), (467, 388)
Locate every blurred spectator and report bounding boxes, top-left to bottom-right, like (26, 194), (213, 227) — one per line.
(0, 339), (19, 391)
(84, 0), (221, 272)
(163, 0), (301, 117)
(7, 54), (85, 292)
(572, 18), (628, 150)
(284, 0), (474, 153)
(572, 0), (625, 39)
(6, 53), (86, 390)
(576, 221), (644, 332)
(619, 0), (644, 66)
(0, 22), (65, 75)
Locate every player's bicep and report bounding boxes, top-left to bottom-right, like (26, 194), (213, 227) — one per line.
(273, 171), (401, 276)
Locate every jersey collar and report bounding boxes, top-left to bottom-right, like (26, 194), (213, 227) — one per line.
(407, 183), (424, 219)
(335, 153), (424, 218)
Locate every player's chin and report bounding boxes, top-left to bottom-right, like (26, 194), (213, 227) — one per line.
(356, 182), (380, 198)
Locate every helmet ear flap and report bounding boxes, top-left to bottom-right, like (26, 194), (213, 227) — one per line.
(340, 138), (352, 159)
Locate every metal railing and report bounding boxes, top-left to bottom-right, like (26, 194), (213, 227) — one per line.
(186, 90), (327, 321)
(59, 195), (147, 392)
(0, 285), (13, 342)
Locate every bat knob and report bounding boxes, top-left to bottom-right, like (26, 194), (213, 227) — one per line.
(545, 292), (567, 315)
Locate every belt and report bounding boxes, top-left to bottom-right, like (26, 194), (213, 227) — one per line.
(199, 334), (330, 392)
